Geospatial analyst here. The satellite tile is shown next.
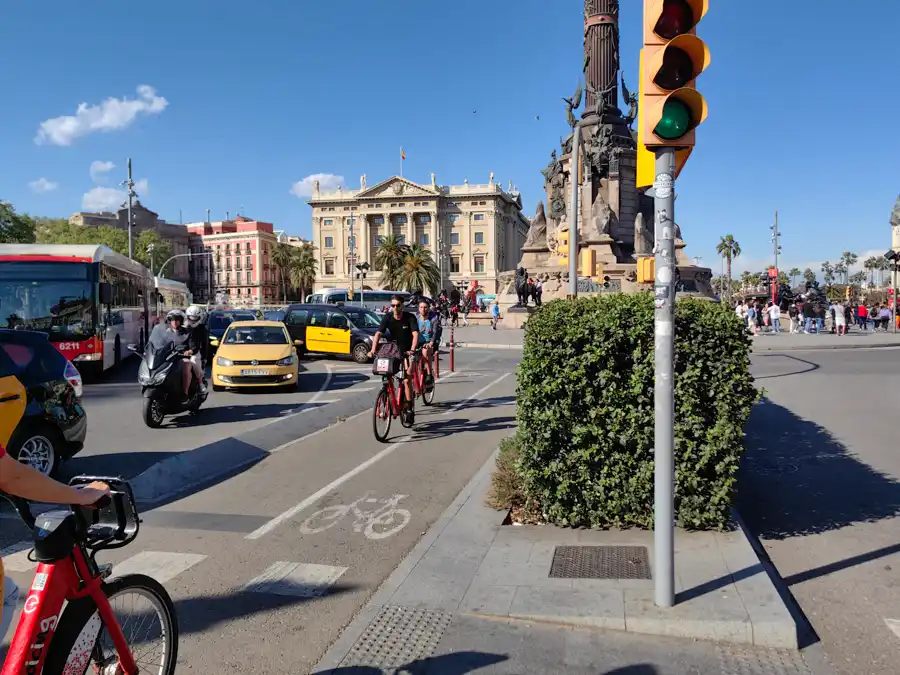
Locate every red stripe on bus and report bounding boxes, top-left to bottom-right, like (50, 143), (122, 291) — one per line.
(0, 255), (93, 262)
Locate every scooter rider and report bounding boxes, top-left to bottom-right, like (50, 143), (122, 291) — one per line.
(184, 305), (208, 393)
(154, 309), (193, 400)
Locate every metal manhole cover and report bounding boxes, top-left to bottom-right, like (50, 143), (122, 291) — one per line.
(339, 605), (453, 669)
(549, 545), (651, 580)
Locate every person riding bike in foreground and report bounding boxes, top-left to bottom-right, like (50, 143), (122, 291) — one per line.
(368, 294), (419, 417)
(0, 445), (109, 643)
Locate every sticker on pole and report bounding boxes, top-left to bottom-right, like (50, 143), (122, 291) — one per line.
(654, 173), (674, 200)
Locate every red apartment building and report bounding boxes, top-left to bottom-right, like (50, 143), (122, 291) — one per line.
(186, 216), (280, 306)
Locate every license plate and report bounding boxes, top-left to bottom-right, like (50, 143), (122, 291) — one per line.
(241, 369), (269, 376)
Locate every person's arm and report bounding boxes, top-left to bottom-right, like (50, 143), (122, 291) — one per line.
(0, 453), (108, 506)
(408, 315), (419, 352)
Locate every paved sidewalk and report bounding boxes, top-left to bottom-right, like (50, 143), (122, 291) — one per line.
(751, 330), (900, 352)
(444, 325), (523, 349)
(315, 451), (831, 674)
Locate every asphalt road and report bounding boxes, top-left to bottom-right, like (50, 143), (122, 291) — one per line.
(741, 347), (900, 675)
(1, 349), (520, 672)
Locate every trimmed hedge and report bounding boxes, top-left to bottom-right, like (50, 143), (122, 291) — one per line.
(516, 293), (756, 530)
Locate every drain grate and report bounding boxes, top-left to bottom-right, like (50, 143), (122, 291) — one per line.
(549, 545), (651, 580)
(339, 605), (453, 669)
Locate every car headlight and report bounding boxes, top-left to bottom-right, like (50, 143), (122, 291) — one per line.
(216, 355), (233, 367)
(276, 355), (295, 366)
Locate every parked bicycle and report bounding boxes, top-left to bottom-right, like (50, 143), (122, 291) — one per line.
(1, 476), (179, 675)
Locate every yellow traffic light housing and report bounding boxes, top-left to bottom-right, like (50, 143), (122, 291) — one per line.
(639, 0), (710, 150)
(637, 257), (655, 283)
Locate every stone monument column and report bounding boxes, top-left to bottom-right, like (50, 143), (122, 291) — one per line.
(583, 0), (621, 122)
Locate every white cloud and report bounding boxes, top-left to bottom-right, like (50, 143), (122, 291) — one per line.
(28, 177), (58, 194)
(89, 160), (116, 182)
(35, 85), (168, 146)
(290, 173), (344, 198)
(82, 179), (149, 212)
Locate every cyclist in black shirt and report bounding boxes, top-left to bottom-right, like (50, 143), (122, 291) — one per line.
(369, 294), (419, 409)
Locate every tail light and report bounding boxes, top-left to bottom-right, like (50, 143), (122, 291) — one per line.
(64, 360), (83, 398)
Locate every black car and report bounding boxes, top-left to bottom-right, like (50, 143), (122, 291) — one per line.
(0, 329), (87, 476)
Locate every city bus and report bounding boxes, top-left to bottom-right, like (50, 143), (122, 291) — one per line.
(152, 276), (192, 326)
(305, 288), (410, 312)
(0, 243), (152, 373)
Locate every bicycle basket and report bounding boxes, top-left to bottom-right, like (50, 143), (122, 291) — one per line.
(373, 356), (400, 375)
(69, 475), (140, 549)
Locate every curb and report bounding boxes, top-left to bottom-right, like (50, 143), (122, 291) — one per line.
(448, 342), (523, 350)
(752, 340), (900, 352)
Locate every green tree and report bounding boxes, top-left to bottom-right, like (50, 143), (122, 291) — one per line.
(0, 201), (37, 243)
(373, 233), (408, 289)
(849, 271), (865, 285)
(788, 267), (801, 287)
(288, 243), (318, 300)
(821, 261), (834, 285)
(715, 235), (740, 302)
(271, 243), (297, 303)
(840, 251), (858, 284)
(777, 271), (789, 286)
(833, 262), (847, 285)
(134, 230), (174, 274)
(803, 268), (816, 284)
(396, 243), (440, 295)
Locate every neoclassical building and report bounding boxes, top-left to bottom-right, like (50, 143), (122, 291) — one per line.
(308, 174), (529, 294)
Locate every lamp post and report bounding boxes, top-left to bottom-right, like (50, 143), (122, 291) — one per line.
(356, 262), (370, 307)
(885, 250), (899, 333)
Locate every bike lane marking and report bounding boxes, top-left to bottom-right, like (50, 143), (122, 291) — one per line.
(245, 362), (495, 540)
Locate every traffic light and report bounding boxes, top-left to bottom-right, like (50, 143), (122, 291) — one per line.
(845, 285), (852, 300)
(637, 257), (655, 283)
(602, 275), (612, 289)
(636, 0), (710, 187)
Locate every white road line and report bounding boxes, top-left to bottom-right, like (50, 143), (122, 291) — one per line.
(886, 618), (900, 640)
(309, 365), (335, 404)
(112, 551), (207, 584)
(441, 372), (511, 416)
(246, 439), (411, 540)
(244, 561), (348, 597)
(249, 398), (343, 431)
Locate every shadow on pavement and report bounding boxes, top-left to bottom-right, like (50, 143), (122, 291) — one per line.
(164, 402), (310, 428)
(738, 397), (900, 540)
(329, 373), (371, 390)
(427, 396), (516, 413)
(314, 651), (508, 674)
(402, 416), (516, 442)
(751, 353), (820, 380)
(59, 450), (180, 481)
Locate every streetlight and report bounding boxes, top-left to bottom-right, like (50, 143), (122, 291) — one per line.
(356, 262), (370, 307)
(885, 250), (899, 334)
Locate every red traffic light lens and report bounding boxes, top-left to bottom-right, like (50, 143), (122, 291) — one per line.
(654, 47), (695, 90)
(654, 0), (695, 40)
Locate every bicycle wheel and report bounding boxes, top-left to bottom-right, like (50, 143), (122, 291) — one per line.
(364, 508), (412, 540)
(45, 573), (178, 675)
(299, 505), (348, 534)
(422, 363), (435, 406)
(373, 388), (392, 442)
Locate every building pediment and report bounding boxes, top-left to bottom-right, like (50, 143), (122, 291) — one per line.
(357, 176), (438, 200)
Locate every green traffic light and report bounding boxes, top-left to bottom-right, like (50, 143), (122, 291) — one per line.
(653, 99), (692, 141)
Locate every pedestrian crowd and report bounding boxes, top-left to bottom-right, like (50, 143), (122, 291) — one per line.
(734, 297), (898, 336)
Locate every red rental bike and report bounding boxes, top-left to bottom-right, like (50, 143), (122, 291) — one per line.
(372, 345), (415, 442)
(1, 476), (178, 675)
(408, 347), (435, 407)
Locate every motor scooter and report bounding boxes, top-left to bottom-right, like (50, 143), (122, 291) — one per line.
(130, 337), (207, 428)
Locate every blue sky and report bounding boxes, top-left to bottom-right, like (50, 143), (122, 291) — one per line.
(2, 0), (897, 278)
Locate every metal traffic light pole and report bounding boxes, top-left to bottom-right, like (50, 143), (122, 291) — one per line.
(653, 148), (677, 609)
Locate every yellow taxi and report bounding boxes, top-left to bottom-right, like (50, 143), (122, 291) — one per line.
(210, 320), (302, 392)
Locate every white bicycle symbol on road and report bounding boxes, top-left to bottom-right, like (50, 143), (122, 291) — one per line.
(299, 493), (412, 540)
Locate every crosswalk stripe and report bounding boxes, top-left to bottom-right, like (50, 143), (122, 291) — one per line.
(886, 618), (900, 640)
(244, 561), (347, 598)
(111, 551), (207, 584)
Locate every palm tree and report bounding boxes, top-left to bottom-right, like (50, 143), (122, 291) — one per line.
(373, 233), (408, 289)
(739, 270), (751, 291)
(849, 271), (865, 286)
(840, 251), (858, 283)
(271, 242), (297, 303)
(789, 267), (801, 287)
(863, 256), (876, 286)
(803, 268), (815, 284)
(288, 243), (317, 300)
(821, 261), (834, 286)
(715, 235), (741, 301)
(396, 243), (440, 295)
(833, 262), (847, 285)
(877, 257), (891, 287)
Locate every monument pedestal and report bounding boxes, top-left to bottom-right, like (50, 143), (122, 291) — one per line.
(519, 246), (553, 270)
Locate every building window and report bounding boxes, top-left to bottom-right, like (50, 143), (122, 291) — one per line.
(348, 218), (356, 225)
(395, 215), (407, 224)
(344, 206), (350, 211)
(474, 214), (485, 221)
(397, 235), (406, 245)
(375, 235), (385, 245)
(420, 233), (429, 245)
(324, 236), (334, 248)
(417, 215), (430, 223)
(450, 256), (461, 273)
(246, 255), (252, 269)
(474, 232), (484, 245)
(324, 259), (335, 275)
(374, 216), (384, 224)
(479, 201), (487, 205)
(236, 272), (242, 285)
(348, 235), (356, 249)
(324, 219), (333, 225)
(225, 273), (230, 286)
(449, 214), (459, 223)
(374, 203), (382, 208)
(450, 232), (460, 246)
(474, 256), (485, 273)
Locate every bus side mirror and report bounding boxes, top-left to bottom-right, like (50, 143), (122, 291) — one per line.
(99, 282), (113, 305)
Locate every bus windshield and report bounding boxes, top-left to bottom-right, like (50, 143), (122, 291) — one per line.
(0, 262), (94, 338)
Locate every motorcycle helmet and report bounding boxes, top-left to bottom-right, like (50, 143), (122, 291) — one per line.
(185, 304), (205, 326)
(166, 309), (185, 324)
